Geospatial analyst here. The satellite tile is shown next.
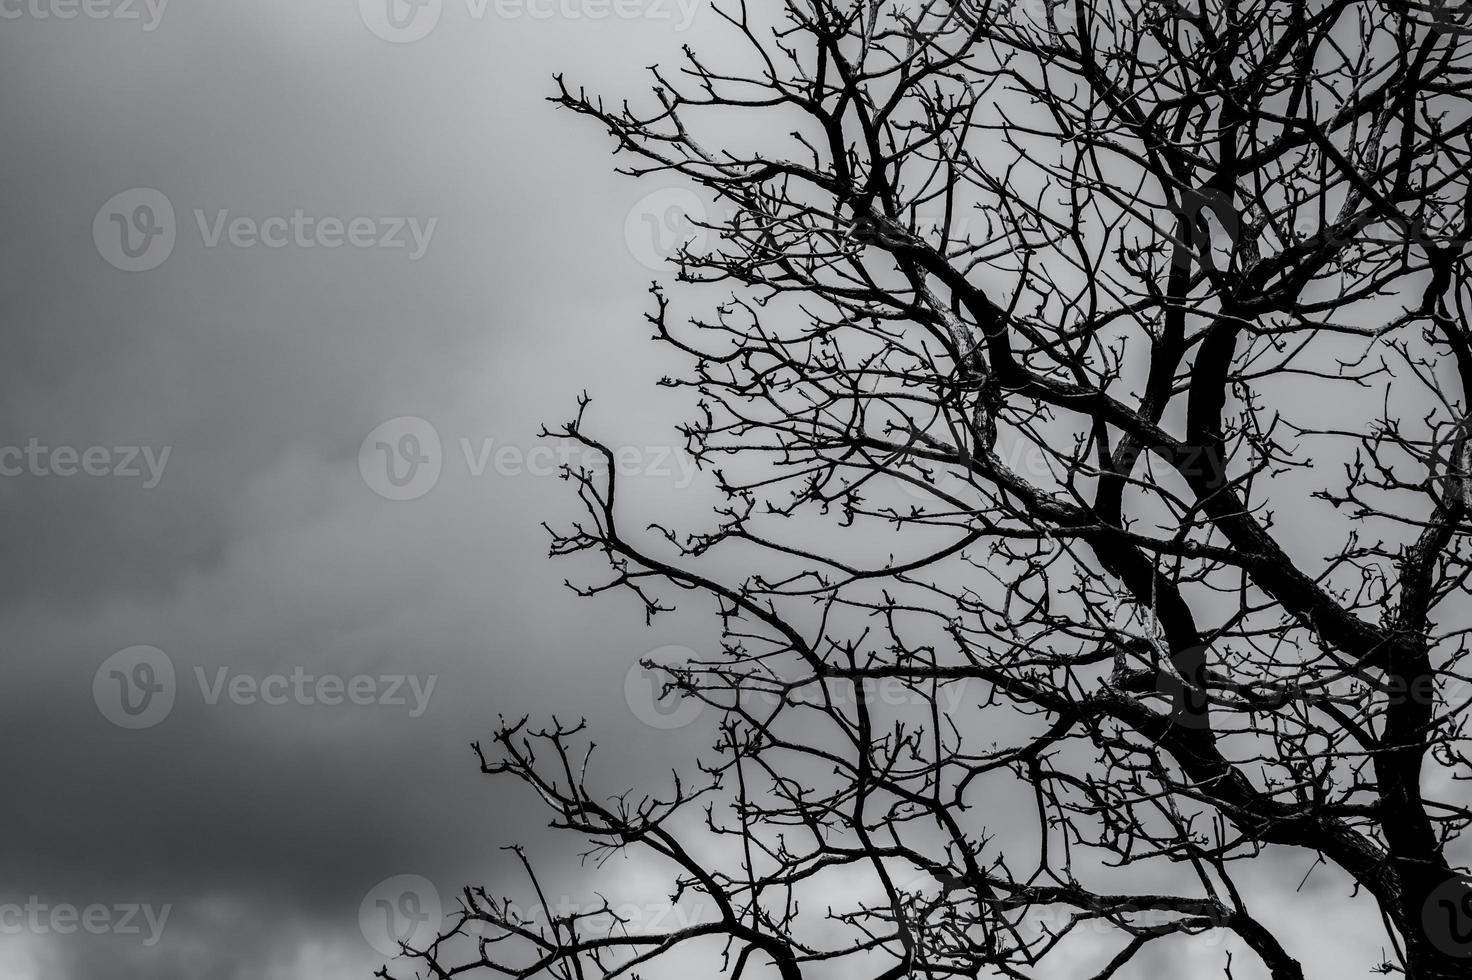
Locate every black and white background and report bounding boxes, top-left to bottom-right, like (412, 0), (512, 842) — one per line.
(1, 3), (1467, 979)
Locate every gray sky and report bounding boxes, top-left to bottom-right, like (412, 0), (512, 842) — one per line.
(0, 4), (1429, 979)
(0, 5), (734, 978)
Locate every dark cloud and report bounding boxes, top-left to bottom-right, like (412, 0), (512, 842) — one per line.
(0, 6), (725, 979)
(0, 6), (1394, 980)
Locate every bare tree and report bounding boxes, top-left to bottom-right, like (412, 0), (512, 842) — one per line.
(383, 2), (1472, 978)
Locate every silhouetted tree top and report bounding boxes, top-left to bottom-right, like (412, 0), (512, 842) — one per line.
(388, 3), (1472, 978)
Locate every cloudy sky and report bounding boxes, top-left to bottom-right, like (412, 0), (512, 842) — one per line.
(0, 3), (1430, 979)
(0, 4), (739, 978)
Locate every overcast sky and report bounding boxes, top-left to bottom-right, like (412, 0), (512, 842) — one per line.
(0, 4), (1426, 979)
(0, 4), (745, 978)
